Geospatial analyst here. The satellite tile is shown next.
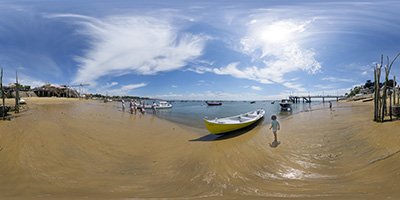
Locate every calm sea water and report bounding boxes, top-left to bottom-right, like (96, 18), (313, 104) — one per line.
(149, 100), (320, 129)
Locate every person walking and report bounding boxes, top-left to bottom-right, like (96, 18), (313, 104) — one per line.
(269, 115), (280, 142)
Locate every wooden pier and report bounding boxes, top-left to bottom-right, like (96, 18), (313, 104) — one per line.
(289, 95), (346, 103)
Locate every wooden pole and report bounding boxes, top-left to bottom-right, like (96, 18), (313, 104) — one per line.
(15, 70), (19, 113)
(1, 68), (5, 120)
(373, 66), (378, 121)
(389, 92), (392, 121)
(394, 76), (397, 104)
(381, 53), (400, 122)
(377, 60), (383, 122)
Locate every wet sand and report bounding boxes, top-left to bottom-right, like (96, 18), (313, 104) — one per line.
(0, 98), (399, 199)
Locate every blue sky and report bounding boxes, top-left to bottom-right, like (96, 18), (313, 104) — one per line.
(1, 0), (400, 100)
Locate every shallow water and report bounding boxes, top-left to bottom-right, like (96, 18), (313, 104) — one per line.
(118, 100), (319, 129)
(0, 100), (399, 199)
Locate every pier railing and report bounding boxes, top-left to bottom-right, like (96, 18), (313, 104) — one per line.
(289, 95), (347, 103)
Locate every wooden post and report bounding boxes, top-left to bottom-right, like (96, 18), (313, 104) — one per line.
(1, 68), (5, 120)
(382, 53), (400, 122)
(394, 76), (397, 105)
(389, 92), (392, 121)
(15, 71), (19, 113)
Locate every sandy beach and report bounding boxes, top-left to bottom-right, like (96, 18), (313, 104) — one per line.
(0, 97), (399, 199)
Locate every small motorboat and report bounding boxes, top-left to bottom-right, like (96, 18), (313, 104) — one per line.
(138, 101), (172, 109)
(156, 101), (172, 109)
(271, 101), (275, 104)
(204, 108), (265, 134)
(206, 101), (222, 106)
(279, 99), (292, 111)
(250, 101), (256, 104)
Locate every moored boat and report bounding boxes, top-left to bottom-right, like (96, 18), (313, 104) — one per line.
(206, 101), (222, 106)
(19, 98), (26, 104)
(204, 108), (265, 134)
(138, 101), (172, 109)
(279, 99), (292, 111)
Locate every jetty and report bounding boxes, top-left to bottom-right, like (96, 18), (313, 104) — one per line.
(289, 95), (346, 103)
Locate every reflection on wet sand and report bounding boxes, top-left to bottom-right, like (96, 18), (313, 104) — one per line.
(0, 98), (399, 199)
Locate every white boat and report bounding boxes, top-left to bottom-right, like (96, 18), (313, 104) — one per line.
(279, 99), (292, 111)
(19, 98), (26, 104)
(139, 101), (172, 109)
(156, 101), (172, 109)
(204, 108), (265, 134)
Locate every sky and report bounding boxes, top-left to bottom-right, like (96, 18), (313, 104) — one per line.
(1, 0), (400, 100)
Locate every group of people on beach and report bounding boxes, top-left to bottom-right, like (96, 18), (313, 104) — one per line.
(121, 99), (157, 115)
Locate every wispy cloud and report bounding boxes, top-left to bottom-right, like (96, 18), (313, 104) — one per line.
(322, 77), (356, 83)
(106, 83), (147, 96)
(48, 14), (207, 87)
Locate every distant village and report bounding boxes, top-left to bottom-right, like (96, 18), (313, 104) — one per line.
(1, 83), (151, 101)
(1, 83), (80, 98)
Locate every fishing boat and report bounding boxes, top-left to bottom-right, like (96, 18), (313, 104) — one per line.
(279, 99), (292, 111)
(206, 101), (222, 106)
(204, 108), (265, 134)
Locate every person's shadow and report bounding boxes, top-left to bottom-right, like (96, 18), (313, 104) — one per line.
(269, 140), (281, 148)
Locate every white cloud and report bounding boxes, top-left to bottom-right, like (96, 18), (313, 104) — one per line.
(251, 86), (262, 91)
(104, 83), (147, 96)
(6, 73), (46, 87)
(187, 66), (213, 74)
(50, 14), (207, 87)
(209, 18), (321, 91)
(283, 82), (306, 92)
(361, 71), (367, 76)
(213, 62), (273, 84)
(322, 77), (356, 83)
(171, 85), (178, 88)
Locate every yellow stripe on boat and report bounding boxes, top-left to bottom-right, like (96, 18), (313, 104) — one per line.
(204, 108), (265, 134)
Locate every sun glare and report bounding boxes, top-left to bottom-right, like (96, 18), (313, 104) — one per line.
(258, 21), (304, 44)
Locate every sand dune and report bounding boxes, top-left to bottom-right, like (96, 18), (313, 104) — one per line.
(0, 98), (399, 199)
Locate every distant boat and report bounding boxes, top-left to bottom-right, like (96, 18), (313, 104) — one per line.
(250, 101), (256, 104)
(19, 98), (26, 104)
(271, 101), (275, 104)
(279, 99), (292, 111)
(206, 101), (222, 106)
(204, 108), (265, 134)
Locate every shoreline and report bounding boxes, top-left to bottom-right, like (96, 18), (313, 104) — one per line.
(0, 97), (399, 199)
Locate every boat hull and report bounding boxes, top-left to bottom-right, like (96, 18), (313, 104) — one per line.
(138, 105), (172, 109)
(204, 109), (265, 134)
(204, 119), (261, 134)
